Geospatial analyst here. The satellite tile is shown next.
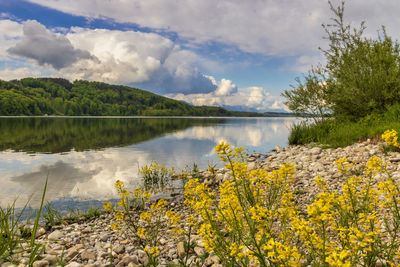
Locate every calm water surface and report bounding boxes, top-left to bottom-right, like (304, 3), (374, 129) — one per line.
(0, 117), (298, 209)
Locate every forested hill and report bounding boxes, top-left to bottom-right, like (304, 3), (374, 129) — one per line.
(0, 78), (265, 116)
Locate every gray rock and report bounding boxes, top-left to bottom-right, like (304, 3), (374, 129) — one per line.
(47, 230), (63, 240)
(81, 250), (96, 261)
(137, 250), (148, 265)
(65, 262), (82, 267)
(310, 147), (322, 155)
(32, 260), (49, 267)
(82, 226), (92, 233)
(66, 244), (83, 260)
(194, 246), (205, 257)
(116, 255), (139, 267)
(100, 234), (109, 242)
(43, 255), (57, 265)
(114, 245), (125, 254)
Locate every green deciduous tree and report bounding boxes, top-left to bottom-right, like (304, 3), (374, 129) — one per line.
(282, 72), (330, 122)
(283, 1), (400, 120)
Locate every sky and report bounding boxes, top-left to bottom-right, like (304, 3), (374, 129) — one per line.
(1, 0), (400, 112)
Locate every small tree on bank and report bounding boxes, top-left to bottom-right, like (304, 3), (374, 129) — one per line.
(281, 72), (330, 123)
(283, 1), (400, 120)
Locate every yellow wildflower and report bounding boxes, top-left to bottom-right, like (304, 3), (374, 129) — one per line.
(103, 202), (112, 211)
(382, 129), (400, 148)
(137, 228), (147, 238)
(111, 222), (120, 231)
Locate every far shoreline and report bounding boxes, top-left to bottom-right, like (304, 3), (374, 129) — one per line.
(0, 115), (298, 119)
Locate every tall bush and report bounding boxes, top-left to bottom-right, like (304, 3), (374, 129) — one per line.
(283, 1), (400, 119)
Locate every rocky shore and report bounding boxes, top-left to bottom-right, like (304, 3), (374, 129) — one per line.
(3, 139), (400, 267)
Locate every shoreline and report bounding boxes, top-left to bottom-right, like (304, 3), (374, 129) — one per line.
(4, 139), (400, 267)
(0, 115), (297, 119)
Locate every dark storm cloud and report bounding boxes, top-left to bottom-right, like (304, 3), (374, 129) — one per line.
(8, 20), (93, 69)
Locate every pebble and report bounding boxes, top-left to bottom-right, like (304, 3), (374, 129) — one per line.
(80, 250), (96, 261)
(47, 230), (63, 240)
(42, 255), (57, 265)
(194, 247), (205, 257)
(36, 227), (46, 238)
(32, 261), (49, 267)
(177, 241), (185, 258)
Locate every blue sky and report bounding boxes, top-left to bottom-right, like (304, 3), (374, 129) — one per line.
(1, 0), (400, 112)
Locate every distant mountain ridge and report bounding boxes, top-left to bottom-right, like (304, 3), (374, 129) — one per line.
(0, 78), (292, 117)
(219, 104), (291, 115)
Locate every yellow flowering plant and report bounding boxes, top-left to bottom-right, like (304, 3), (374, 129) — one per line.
(182, 141), (400, 266)
(382, 129), (400, 149)
(104, 136), (400, 266)
(104, 180), (181, 266)
(139, 162), (175, 192)
(184, 142), (301, 266)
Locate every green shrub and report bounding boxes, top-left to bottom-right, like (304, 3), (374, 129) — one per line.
(326, 30), (400, 119)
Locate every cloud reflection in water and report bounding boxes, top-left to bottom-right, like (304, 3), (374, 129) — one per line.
(0, 117), (298, 207)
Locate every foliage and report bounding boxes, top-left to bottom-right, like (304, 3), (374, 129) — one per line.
(0, 78), (263, 117)
(56, 248), (66, 267)
(43, 202), (64, 227)
(282, 1), (400, 120)
(28, 178), (47, 266)
(0, 200), (26, 262)
(326, 28), (400, 119)
(43, 203), (102, 226)
(0, 178), (47, 265)
(288, 103), (400, 147)
(82, 206), (102, 220)
(282, 73), (330, 122)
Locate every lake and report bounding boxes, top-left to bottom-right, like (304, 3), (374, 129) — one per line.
(0, 117), (298, 210)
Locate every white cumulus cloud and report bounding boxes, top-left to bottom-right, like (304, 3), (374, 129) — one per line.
(0, 19), (23, 60)
(62, 27), (217, 94)
(1, 20), (218, 94)
(26, 0), (327, 56)
(0, 19), (287, 111)
(25, 0), (400, 74)
(168, 76), (288, 112)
